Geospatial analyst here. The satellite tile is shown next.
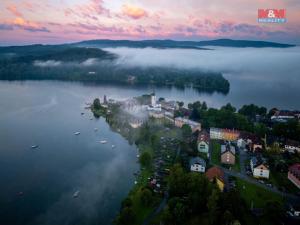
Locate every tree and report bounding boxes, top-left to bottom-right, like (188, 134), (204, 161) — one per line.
(168, 164), (188, 196)
(207, 189), (220, 224)
(177, 101), (184, 108)
(167, 197), (187, 224)
(202, 101), (208, 111)
(181, 124), (192, 139)
(139, 151), (152, 168)
(254, 123), (267, 138)
(222, 210), (233, 225)
(140, 188), (153, 206)
(93, 98), (101, 110)
(116, 207), (135, 225)
(221, 103), (236, 113)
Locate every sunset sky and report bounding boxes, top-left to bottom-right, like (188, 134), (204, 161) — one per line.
(0, 0), (299, 45)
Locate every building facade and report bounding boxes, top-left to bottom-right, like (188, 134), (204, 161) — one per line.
(210, 128), (240, 141)
(288, 163), (300, 189)
(221, 144), (236, 165)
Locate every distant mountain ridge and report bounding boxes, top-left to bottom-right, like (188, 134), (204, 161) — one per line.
(76, 38), (295, 49)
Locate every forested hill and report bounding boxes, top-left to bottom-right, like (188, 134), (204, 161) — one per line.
(77, 38), (295, 49)
(0, 45), (230, 94)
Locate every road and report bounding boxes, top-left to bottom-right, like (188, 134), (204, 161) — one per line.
(219, 165), (300, 203)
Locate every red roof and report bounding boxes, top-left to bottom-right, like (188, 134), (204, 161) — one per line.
(198, 130), (210, 142)
(289, 163), (300, 177)
(206, 166), (225, 183)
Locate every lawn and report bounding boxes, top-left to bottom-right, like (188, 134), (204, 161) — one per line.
(232, 153), (241, 172)
(236, 178), (284, 208)
(211, 140), (221, 165)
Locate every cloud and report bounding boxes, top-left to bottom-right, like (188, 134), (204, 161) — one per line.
(0, 23), (14, 30)
(0, 17), (50, 33)
(34, 60), (61, 67)
(13, 17), (50, 32)
(122, 4), (148, 19)
(64, 0), (109, 21)
(6, 5), (23, 17)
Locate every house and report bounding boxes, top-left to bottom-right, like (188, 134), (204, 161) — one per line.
(197, 131), (210, 153)
(190, 157), (206, 173)
(221, 144), (236, 165)
(129, 119), (143, 128)
(285, 140), (300, 153)
(271, 110), (296, 122)
(174, 117), (201, 133)
(288, 163), (300, 189)
(239, 132), (263, 152)
(250, 156), (270, 179)
(206, 166), (225, 192)
(149, 111), (164, 119)
(210, 128), (240, 141)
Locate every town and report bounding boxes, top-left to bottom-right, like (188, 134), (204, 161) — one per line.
(91, 93), (300, 225)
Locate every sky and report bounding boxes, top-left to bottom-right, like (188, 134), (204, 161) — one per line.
(0, 0), (299, 45)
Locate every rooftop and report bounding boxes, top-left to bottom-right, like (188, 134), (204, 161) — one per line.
(190, 157), (206, 167)
(206, 166), (225, 183)
(221, 144), (236, 155)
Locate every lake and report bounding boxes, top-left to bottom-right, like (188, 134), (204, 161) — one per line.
(0, 46), (300, 225)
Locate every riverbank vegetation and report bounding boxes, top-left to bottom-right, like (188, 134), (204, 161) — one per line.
(0, 45), (230, 94)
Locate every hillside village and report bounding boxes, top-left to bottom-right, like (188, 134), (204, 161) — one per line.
(91, 93), (300, 225)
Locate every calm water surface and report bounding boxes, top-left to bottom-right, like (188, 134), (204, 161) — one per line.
(0, 70), (299, 225)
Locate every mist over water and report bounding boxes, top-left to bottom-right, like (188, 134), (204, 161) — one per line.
(104, 46), (300, 110)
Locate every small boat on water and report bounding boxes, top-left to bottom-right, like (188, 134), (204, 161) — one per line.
(74, 132), (80, 135)
(94, 128), (98, 131)
(100, 140), (107, 144)
(111, 145), (115, 148)
(31, 145), (39, 149)
(81, 112), (84, 115)
(73, 190), (80, 198)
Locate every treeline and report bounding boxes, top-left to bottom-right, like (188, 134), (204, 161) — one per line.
(0, 46), (230, 94)
(161, 164), (283, 225)
(176, 101), (300, 141)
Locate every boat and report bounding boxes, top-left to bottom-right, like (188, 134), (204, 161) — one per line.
(81, 112), (84, 115)
(74, 132), (80, 135)
(111, 145), (115, 148)
(31, 145), (39, 149)
(94, 128), (98, 131)
(100, 140), (107, 144)
(73, 190), (80, 198)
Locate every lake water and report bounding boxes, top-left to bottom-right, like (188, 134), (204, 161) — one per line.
(0, 47), (300, 225)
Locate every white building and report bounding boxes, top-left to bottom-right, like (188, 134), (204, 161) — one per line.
(285, 140), (300, 153)
(174, 117), (201, 133)
(237, 138), (246, 149)
(250, 156), (270, 179)
(190, 157), (206, 173)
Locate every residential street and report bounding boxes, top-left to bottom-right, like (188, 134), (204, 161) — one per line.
(219, 166), (300, 204)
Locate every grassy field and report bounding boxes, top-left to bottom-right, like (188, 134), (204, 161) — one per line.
(211, 140), (221, 165)
(236, 178), (284, 208)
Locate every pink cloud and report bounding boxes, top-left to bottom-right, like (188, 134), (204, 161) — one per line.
(6, 5), (23, 17)
(122, 4), (148, 20)
(0, 17), (50, 33)
(64, 0), (109, 21)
